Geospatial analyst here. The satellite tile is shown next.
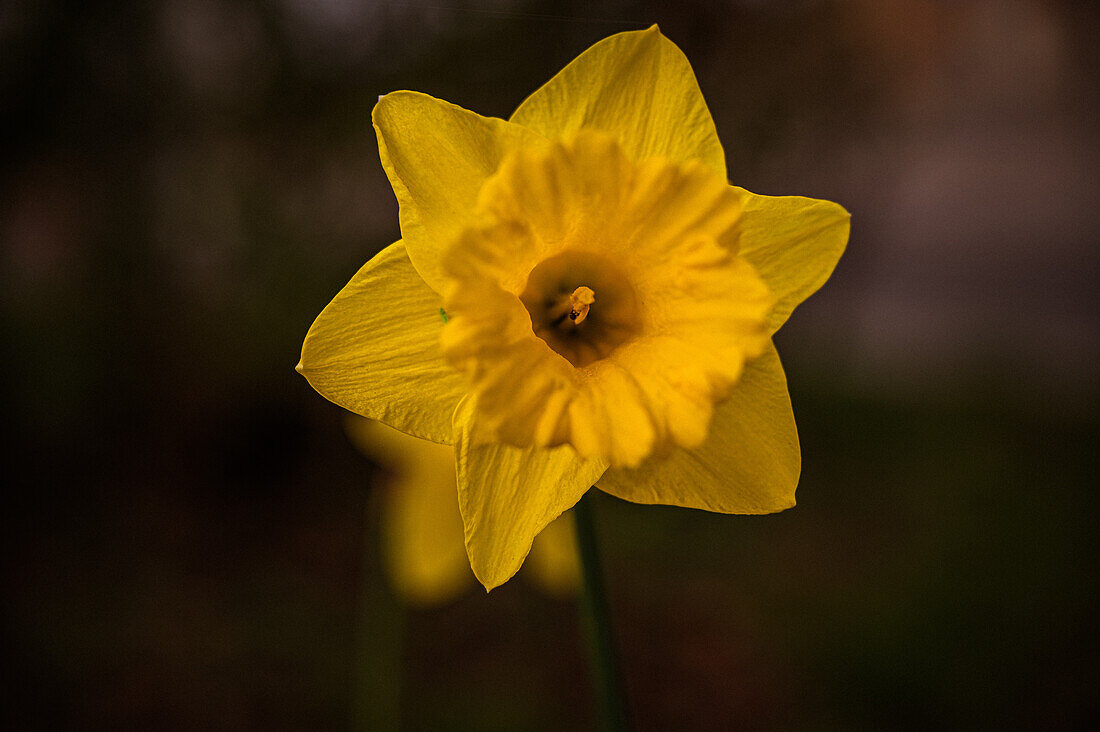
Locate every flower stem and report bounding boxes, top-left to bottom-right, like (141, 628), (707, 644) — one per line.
(354, 492), (402, 731)
(574, 490), (628, 731)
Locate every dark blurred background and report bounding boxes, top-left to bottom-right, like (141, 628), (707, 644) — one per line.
(3, 0), (1097, 728)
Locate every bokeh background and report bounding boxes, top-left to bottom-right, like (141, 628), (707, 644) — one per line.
(3, 0), (1097, 727)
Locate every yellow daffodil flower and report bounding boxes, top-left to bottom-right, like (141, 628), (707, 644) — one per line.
(345, 416), (580, 605)
(298, 27), (849, 591)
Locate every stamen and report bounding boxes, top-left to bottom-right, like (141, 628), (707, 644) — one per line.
(547, 286), (597, 329)
(568, 286), (595, 324)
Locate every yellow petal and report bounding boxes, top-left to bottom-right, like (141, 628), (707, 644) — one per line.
(297, 241), (466, 444)
(373, 91), (545, 293)
(345, 417), (471, 606)
(510, 26), (725, 175)
(454, 395), (607, 590)
(597, 340), (799, 514)
(734, 189), (851, 333)
(525, 512), (581, 597)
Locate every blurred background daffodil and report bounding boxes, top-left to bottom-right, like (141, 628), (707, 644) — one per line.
(345, 416), (579, 605)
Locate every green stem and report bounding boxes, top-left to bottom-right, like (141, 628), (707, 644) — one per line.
(574, 490), (628, 731)
(353, 491), (402, 731)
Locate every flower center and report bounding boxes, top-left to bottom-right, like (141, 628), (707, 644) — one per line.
(545, 286), (596, 329)
(563, 286), (594, 325)
(520, 250), (640, 368)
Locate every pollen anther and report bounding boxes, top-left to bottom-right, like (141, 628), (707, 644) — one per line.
(567, 286), (595, 324)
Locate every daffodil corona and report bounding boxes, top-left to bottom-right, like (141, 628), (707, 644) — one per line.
(298, 27), (849, 590)
(441, 130), (775, 469)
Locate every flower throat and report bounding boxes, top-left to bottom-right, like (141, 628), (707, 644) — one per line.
(519, 252), (639, 368)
